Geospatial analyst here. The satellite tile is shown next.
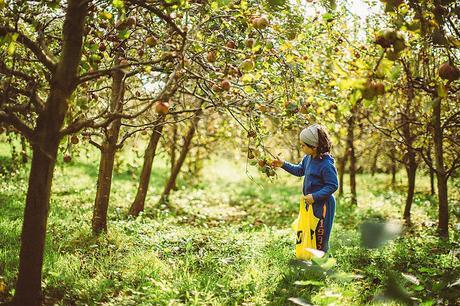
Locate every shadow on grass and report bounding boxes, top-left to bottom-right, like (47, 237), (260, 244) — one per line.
(69, 159), (171, 189)
(267, 261), (319, 305)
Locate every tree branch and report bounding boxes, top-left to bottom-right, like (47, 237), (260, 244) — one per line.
(0, 26), (57, 71)
(0, 111), (36, 141)
(127, 0), (186, 38)
(60, 66), (180, 137)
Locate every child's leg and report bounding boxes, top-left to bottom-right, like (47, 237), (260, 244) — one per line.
(313, 199), (336, 252)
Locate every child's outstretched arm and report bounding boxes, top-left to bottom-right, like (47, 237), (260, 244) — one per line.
(311, 161), (338, 203)
(273, 156), (306, 177)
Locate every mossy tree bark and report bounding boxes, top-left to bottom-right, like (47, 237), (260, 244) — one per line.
(13, 1), (88, 304)
(92, 62), (125, 234)
(128, 118), (164, 216)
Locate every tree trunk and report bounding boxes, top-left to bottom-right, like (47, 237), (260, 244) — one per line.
(337, 153), (348, 197)
(128, 120), (164, 216)
(401, 99), (418, 225)
(194, 147), (202, 176)
(170, 117), (178, 190)
(427, 144), (436, 196)
(13, 1), (88, 304)
(403, 158), (417, 224)
(91, 66), (125, 234)
(371, 146), (379, 177)
(430, 168), (436, 196)
(161, 111), (202, 202)
(92, 144), (118, 234)
(347, 105), (357, 205)
(14, 144), (59, 305)
(390, 150), (397, 187)
(432, 96), (448, 238)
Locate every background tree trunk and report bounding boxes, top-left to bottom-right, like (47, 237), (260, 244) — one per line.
(170, 115), (178, 190)
(347, 104), (357, 205)
(432, 96), (448, 238)
(371, 146), (379, 177)
(13, 1), (88, 304)
(129, 120), (164, 216)
(427, 144), (436, 196)
(161, 111), (202, 202)
(403, 157), (417, 224)
(390, 151), (397, 187)
(401, 95), (418, 225)
(337, 153), (348, 197)
(91, 67), (125, 234)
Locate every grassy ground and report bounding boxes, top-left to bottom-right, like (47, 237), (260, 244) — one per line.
(0, 142), (459, 305)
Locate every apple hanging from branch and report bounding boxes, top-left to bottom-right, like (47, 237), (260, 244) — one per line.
(155, 101), (170, 115)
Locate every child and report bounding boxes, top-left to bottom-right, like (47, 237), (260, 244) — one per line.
(272, 124), (338, 252)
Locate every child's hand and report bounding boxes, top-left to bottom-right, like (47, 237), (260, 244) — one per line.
(305, 194), (314, 205)
(271, 159), (284, 168)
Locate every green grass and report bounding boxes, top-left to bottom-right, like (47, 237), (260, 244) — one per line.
(0, 141), (459, 305)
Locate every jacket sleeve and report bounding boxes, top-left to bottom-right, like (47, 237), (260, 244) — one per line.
(281, 156), (306, 177)
(311, 160), (338, 203)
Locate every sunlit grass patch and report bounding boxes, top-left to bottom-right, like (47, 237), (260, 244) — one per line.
(0, 149), (459, 305)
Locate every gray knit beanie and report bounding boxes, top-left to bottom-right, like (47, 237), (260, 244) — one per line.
(299, 124), (321, 147)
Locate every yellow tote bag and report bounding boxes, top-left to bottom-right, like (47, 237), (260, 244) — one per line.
(291, 196), (320, 260)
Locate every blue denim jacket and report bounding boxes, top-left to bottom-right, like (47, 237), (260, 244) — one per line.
(281, 154), (338, 204)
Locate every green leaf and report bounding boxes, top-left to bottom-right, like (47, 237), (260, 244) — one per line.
(337, 78), (366, 90)
(286, 54), (295, 63)
(376, 58), (393, 79)
(7, 33), (18, 56)
(118, 28), (130, 40)
(322, 12), (334, 22)
(330, 272), (361, 283)
(419, 267), (437, 275)
(112, 0), (124, 9)
(319, 257), (336, 271)
(217, 0), (230, 6)
(242, 73), (254, 83)
(437, 83), (447, 98)
(363, 97), (375, 108)
(267, 0), (287, 8)
(333, 62), (348, 77)
(211, 0), (229, 8)
(350, 89), (362, 105)
(294, 280), (324, 286)
(99, 11), (113, 20)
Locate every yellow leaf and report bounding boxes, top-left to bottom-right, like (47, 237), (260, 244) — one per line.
(333, 62), (348, 77)
(242, 73), (253, 83)
(337, 78), (366, 90)
(99, 11), (113, 20)
(437, 83), (447, 98)
(0, 280), (6, 293)
(280, 42), (292, 51)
